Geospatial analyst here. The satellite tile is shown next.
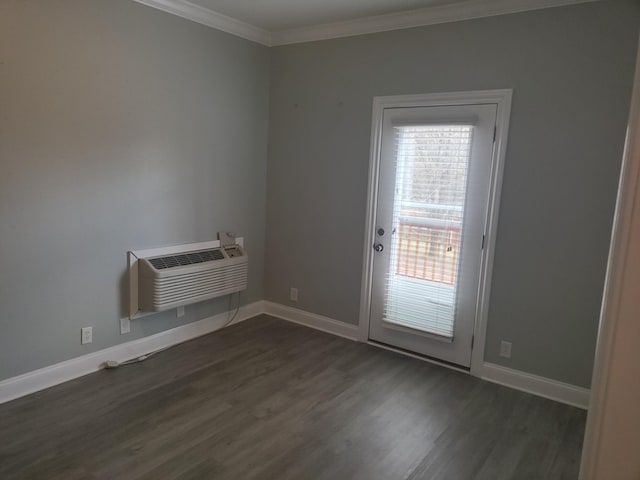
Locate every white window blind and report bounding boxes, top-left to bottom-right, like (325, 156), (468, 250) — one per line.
(384, 125), (473, 338)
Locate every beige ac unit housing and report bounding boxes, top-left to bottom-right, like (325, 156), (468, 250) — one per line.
(137, 244), (248, 312)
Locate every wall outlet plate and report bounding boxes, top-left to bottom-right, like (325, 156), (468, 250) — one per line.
(120, 318), (131, 335)
(177, 306), (185, 318)
(500, 340), (512, 358)
(81, 327), (93, 345)
(290, 287), (298, 302)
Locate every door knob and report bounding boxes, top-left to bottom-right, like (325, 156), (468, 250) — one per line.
(374, 243), (384, 252)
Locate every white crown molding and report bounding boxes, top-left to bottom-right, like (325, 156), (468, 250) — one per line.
(132, 0), (272, 46)
(132, 0), (596, 47)
(270, 0), (597, 46)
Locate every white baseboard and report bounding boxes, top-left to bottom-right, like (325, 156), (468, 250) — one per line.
(262, 301), (360, 341)
(0, 300), (591, 411)
(479, 362), (590, 409)
(261, 303), (590, 409)
(0, 301), (265, 405)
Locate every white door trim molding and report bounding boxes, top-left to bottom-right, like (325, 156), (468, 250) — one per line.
(579, 41), (640, 480)
(358, 89), (513, 378)
(0, 301), (265, 405)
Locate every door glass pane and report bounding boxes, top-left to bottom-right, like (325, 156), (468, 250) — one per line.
(384, 125), (473, 338)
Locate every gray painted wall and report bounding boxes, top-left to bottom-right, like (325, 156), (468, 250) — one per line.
(0, 0), (270, 380)
(1, 0), (637, 390)
(265, 1), (639, 387)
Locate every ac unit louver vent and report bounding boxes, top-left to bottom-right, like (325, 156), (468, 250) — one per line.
(138, 245), (248, 312)
(148, 248), (225, 270)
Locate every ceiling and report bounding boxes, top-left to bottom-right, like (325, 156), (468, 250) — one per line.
(134, 0), (597, 46)
(189, 0), (462, 31)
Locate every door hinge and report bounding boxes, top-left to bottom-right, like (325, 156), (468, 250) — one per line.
(481, 234), (485, 250)
(493, 125), (497, 142)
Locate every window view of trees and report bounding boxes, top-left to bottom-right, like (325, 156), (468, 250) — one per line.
(392, 125), (472, 285)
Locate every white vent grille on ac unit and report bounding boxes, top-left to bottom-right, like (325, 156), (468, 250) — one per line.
(137, 244), (248, 313)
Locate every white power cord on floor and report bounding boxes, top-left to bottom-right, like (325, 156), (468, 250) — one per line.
(104, 292), (241, 370)
(222, 291), (241, 328)
(104, 344), (172, 369)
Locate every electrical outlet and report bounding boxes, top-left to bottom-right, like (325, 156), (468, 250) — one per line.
(177, 306), (185, 318)
(290, 287), (298, 302)
(120, 318), (131, 335)
(500, 341), (512, 359)
(81, 327), (93, 345)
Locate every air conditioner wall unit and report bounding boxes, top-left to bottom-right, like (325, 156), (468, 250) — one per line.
(128, 239), (247, 317)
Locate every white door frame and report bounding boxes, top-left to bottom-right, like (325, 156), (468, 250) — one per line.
(358, 89), (513, 377)
(579, 41), (640, 480)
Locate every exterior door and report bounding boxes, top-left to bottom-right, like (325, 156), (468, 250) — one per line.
(368, 103), (497, 367)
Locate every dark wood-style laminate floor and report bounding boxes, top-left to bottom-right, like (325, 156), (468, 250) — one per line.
(0, 315), (586, 480)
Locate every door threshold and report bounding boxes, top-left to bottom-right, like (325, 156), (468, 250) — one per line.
(367, 340), (470, 374)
